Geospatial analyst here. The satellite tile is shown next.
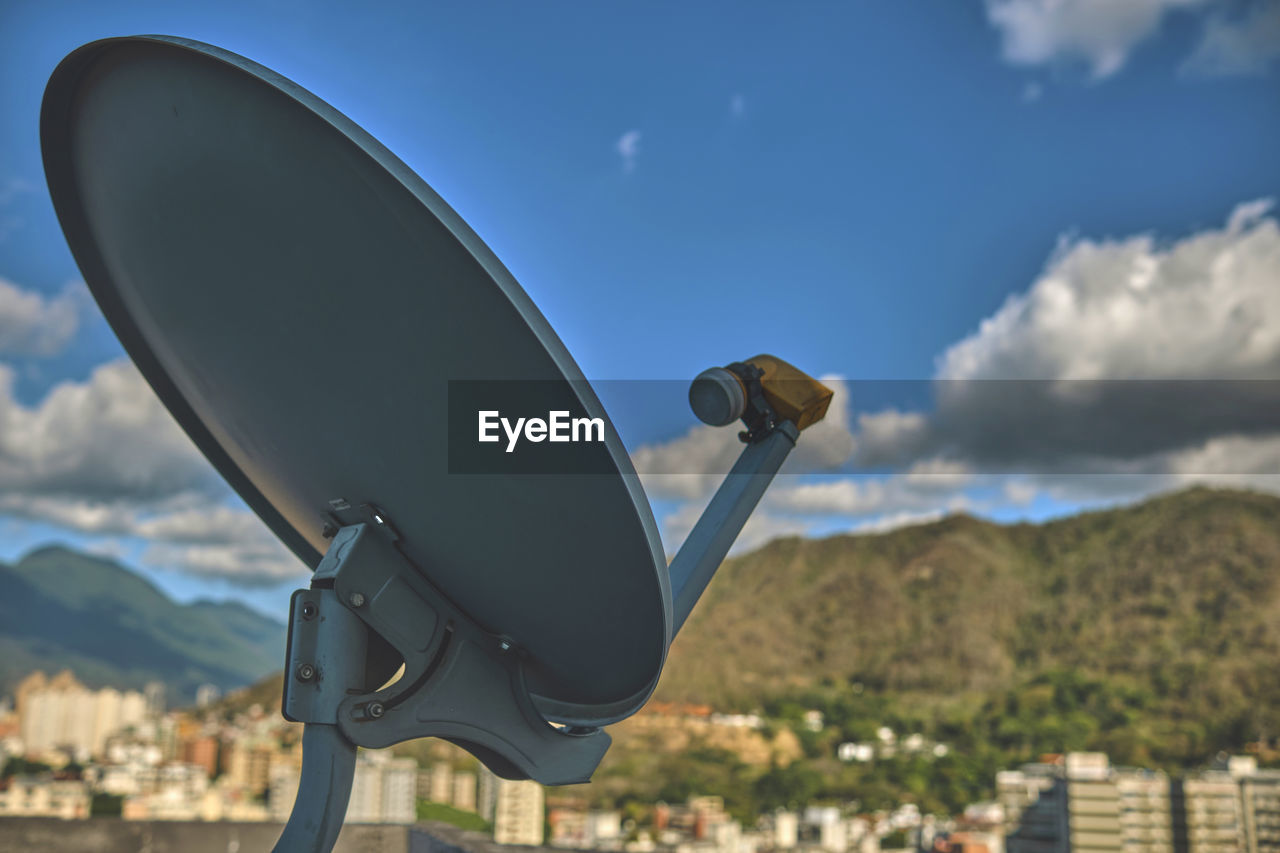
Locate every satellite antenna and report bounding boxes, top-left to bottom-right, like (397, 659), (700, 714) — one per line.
(40, 36), (834, 853)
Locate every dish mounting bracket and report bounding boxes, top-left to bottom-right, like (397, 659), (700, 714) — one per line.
(281, 522), (611, 788)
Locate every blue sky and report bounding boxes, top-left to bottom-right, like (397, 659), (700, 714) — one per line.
(0, 0), (1278, 618)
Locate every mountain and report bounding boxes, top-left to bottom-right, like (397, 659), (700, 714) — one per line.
(0, 546), (288, 704)
(579, 486), (1280, 816)
(658, 485), (1280, 723)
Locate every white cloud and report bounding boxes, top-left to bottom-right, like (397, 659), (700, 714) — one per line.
(850, 408), (929, 468)
(616, 130), (642, 173)
(1003, 479), (1039, 505)
(765, 478), (890, 516)
(823, 198), (1280, 519)
(0, 359), (306, 584)
(632, 426), (740, 500)
(1182, 1), (1280, 76)
(0, 279), (86, 357)
(140, 538), (303, 583)
(938, 198), (1280, 381)
(849, 509), (949, 535)
(1165, 433), (1280, 480)
(984, 0), (1210, 78)
(0, 360), (219, 500)
(660, 500), (814, 557)
(902, 457), (973, 487)
(764, 461), (971, 517)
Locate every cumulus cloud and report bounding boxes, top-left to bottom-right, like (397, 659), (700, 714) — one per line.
(0, 279), (86, 357)
(985, 0), (1280, 81)
(849, 509), (950, 535)
(660, 500), (814, 557)
(939, 198), (1280, 382)
(849, 408), (930, 468)
(139, 538), (302, 583)
(616, 130), (642, 173)
(848, 199), (1280, 485)
(764, 462), (971, 516)
(1182, 0), (1280, 76)
(0, 360), (220, 501)
(984, 0), (1209, 79)
(0, 360), (306, 584)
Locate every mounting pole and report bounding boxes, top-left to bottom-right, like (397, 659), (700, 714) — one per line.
(272, 586), (370, 853)
(273, 724), (356, 853)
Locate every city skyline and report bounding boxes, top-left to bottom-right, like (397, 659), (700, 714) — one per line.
(1, 659), (1277, 853)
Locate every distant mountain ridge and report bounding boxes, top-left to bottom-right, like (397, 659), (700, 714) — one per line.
(0, 546), (287, 704)
(657, 486), (1280, 732)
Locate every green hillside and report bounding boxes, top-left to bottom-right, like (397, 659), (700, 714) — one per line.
(613, 486), (1280, 816)
(0, 546), (287, 703)
(661, 486), (1280, 719)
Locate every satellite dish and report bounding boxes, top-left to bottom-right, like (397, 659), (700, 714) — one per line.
(41, 35), (832, 853)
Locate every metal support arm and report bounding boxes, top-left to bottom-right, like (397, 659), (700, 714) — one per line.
(667, 420), (799, 635)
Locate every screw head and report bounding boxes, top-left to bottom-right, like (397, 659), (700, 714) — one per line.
(498, 639), (512, 652)
(348, 591), (366, 608)
(367, 702), (385, 719)
(300, 601), (318, 620)
(295, 663), (316, 682)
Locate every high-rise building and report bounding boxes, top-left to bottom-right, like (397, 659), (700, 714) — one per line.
(1117, 770), (1174, 853)
(225, 742), (275, 796)
(426, 762), (452, 803)
(479, 767), (497, 823)
(269, 765), (301, 823)
(1000, 753), (1280, 853)
(143, 682), (166, 718)
(1175, 774), (1243, 853)
(347, 752), (418, 824)
(775, 810), (799, 849)
(490, 774), (545, 845)
(18, 670), (147, 759)
(1240, 769), (1280, 853)
(999, 763), (1066, 853)
(453, 770), (478, 812)
(1002, 754), (1172, 853)
(181, 735), (219, 779)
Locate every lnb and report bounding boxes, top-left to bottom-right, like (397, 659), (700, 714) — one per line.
(689, 355), (834, 437)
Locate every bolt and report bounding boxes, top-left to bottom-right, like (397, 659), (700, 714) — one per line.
(300, 601), (318, 621)
(498, 638), (512, 652)
(367, 702), (385, 719)
(295, 663), (316, 682)
(349, 591), (366, 608)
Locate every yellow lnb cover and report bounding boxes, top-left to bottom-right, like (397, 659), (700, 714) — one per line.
(744, 355), (833, 431)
